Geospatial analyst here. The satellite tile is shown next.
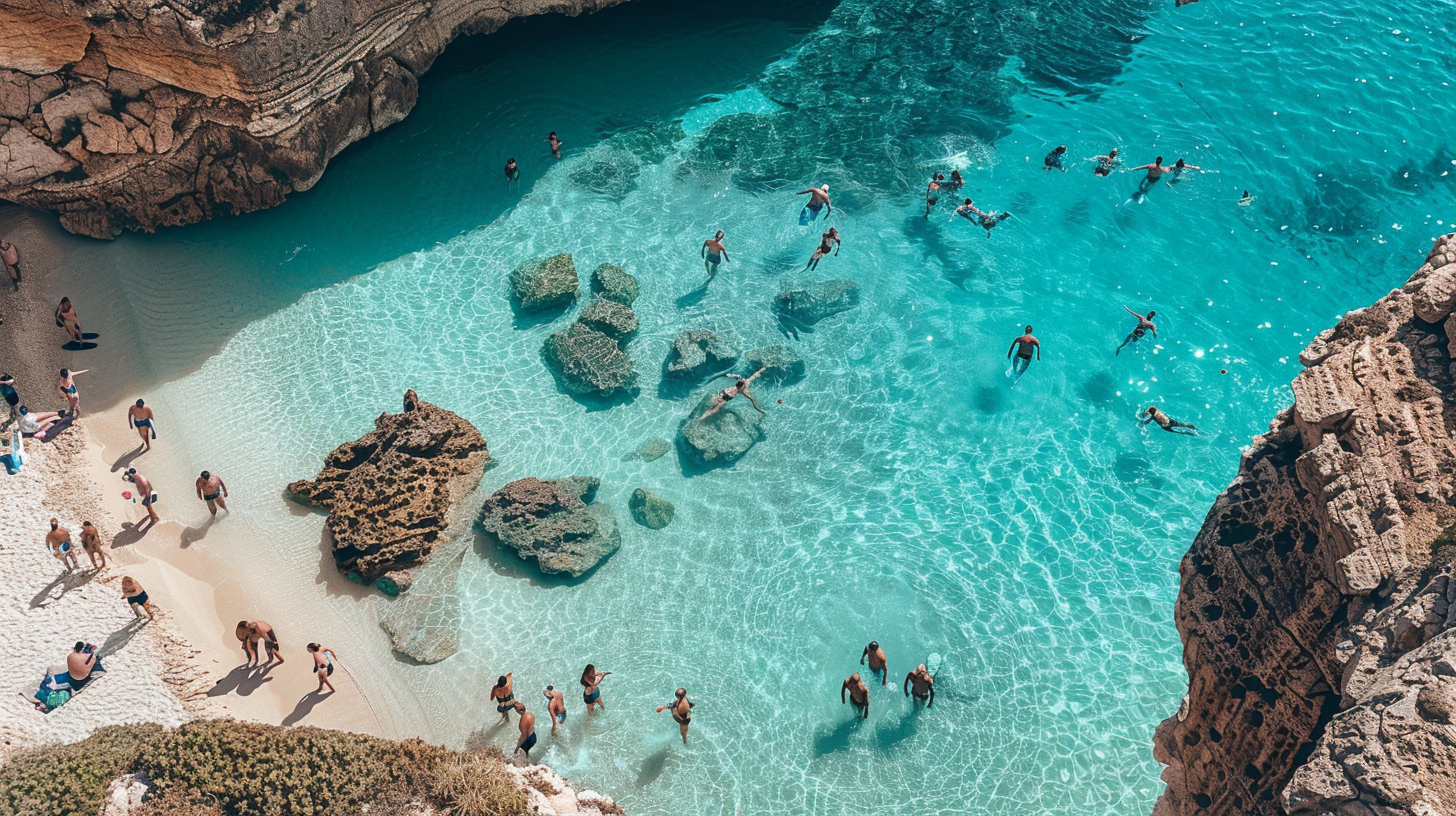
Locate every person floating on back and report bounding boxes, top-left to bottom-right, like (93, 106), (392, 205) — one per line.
(1043, 145), (1067, 172)
(128, 399), (156, 451)
(702, 230), (729, 276)
(1092, 148), (1119, 177)
(701, 369), (767, 420)
(842, 672), (870, 719)
(954, 198), (1011, 237)
(1140, 405), (1199, 435)
(796, 184), (832, 223)
(860, 640), (888, 686)
(807, 227), (841, 271)
(196, 470), (229, 516)
(1116, 306), (1157, 355)
(548, 132), (563, 159)
(904, 664), (935, 708)
(1006, 325), (1041, 386)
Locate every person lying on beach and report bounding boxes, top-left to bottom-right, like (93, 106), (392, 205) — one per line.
(308, 643), (337, 693)
(17, 406), (63, 437)
(543, 686), (567, 734)
(1116, 306), (1157, 355)
(491, 673), (516, 721)
(1168, 158), (1201, 183)
(55, 298), (82, 343)
(1140, 405), (1199, 435)
(1, 239), (19, 288)
(807, 227), (841, 271)
(56, 368), (87, 416)
(128, 399), (156, 451)
(861, 641), (889, 686)
(702, 230), (729, 276)
(46, 518), (79, 571)
(121, 576), (155, 622)
(1092, 148), (1119, 177)
(1044, 145), (1067, 172)
(505, 158), (520, 182)
(662, 688), (694, 744)
(904, 664), (935, 708)
(925, 173), (944, 217)
(196, 470), (229, 516)
(81, 521), (107, 571)
(123, 467), (160, 523)
(700, 369), (767, 420)
(581, 664), (610, 715)
(842, 672), (870, 719)
(954, 199), (1011, 237)
(796, 184), (832, 221)
(403, 389), (420, 412)
(513, 702), (538, 758)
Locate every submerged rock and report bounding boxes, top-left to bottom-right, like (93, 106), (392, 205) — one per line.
(622, 438), (672, 462)
(666, 329), (739, 380)
(542, 324), (638, 396)
(591, 263), (640, 306)
(286, 400), (491, 596)
(677, 392), (766, 469)
(746, 344), (806, 384)
(628, 487), (675, 530)
(510, 253), (578, 313)
(480, 477), (621, 577)
(576, 297), (639, 340)
(775, 280), (860, 325)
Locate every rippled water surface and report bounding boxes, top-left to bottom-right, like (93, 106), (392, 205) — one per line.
(79, 0), (1456, 813)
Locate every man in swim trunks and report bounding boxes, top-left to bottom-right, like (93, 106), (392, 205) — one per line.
(505, 158), (520, 182)
(513, 702), (538, 759)
(807, 227), (841, 271)
(491, 673), (516, 721)
(195, 470), (229, 516)
(664, 688), (694, 745)
(702, 230), (729, 276)
(1140, 405), (1199, 435)
(56, 368), (86, 416)
(404, 389), (420, 412)
(842, 672), (870, 719)
(548, 132), (563, 159)
(860, 641), (889, 686)
(67, 642), (99, 687)
(1132, 156), (1171, 195)
(903, 664), (935, 708)
(236, 621), (261, 665)
(123, 467), (160, 524)
(1044, 145), (1067, 172)
(700, 368), (767, 420)
(1, 239), (19, 288)
(80, 521), (108, 571)
(925, 173), (944, 217)
(543, 685), (567, 734)
(1116, 306), (1157, 355)
(128, 399), (156, 451)
(954, 199), (1010, 237)
(796, 184), (832, 222)
(1006, 325), (1041, 380)
(1168, 158), (1201, 183)
(1092, 148), (1119, 177)
(46, 518), (79, 571)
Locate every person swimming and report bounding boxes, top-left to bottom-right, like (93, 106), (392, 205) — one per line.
(1044, 145), (1067, 172)
(796, 184), (832, 222)
(1132, 156), (1171, 196)
(1006, 325), (1041, 384)
(807, 227), (841, 271)
(954, 199), (1011, 237)
(504, 158), (520, 182)
(1168, 158), (1201, 183)
(700, 368), (767, 420)
(1239, 190), (1255, 206)
(925, 173), (944, 217)
(702, 230), (729, 276)
(1140, 405), (1199, 435)
(548, 132), (563, 159)
(1093, 148), (1119, 177)
(1116, 306), (1157, 355)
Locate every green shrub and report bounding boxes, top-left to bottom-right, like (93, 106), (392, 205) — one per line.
(0, 723), (163, 816)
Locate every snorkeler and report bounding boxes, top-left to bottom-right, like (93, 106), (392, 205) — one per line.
(807, 227), (841, 271)
(1092, 148), (1119, 177)
(860, 641), (888, 686)
(1116, 306), (1157, 355)
(1239, 190), (1255, 206)
(700, 368), (767, 420)
(796, 184), (833, 222)
(548, 132), (563, 159)
(702, 230), (729, 276)
(504, 158), (520, 182)
(842, 672), (870, 719)
(1006, 325), (1041, 384)
(1140, 405), (1199, 435)
(1044, 145), (1067, 172)
(127, 399), (156, 451)
(1132, 156), (1171, 196)
(1168, 158), (1201, 183)
(925, 173), (944, 217)
(954, 199), (1011, 237)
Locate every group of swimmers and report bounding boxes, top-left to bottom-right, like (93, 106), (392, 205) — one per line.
(841, 641), (938, 719)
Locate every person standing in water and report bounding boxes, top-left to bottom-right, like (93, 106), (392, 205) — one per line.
(924, 173), (944, 217)
(513, 702), (538, 759)
(1168, 158), (1201, 183)
(702, 230), (729, 276)
(1140, 405), (1199, 435)
(1, 239), (19, 288)
(195, 471), (229, 516)
(548, 132), (563, 159)
(491, 673), (516, 721)
(796, 184), (832, 222)
(127, 399), (156, 451)
(56, 368), (86, 416)
(842, 672), (870, 719)
(904, 664), (935, 708)
(581, 664), (610, 715)
(1043, 145), (1067, 172)
(1092, 148), (1119, 177)
(308, 643), (337, 693)
(662, 688), (694, 744)
(504, 158), (520, 182)
(543, 686), (567, 734)
(46, 518), (79, 571)
(1131, 156), (1171, 196)
(1006, 325), (1042, 383)
(860, 641), (889, 686)
(700, 369), (767, 420)
(80, 521), (108, 571)
(123, 467), (160, 524)
(807, 227), (841, 271)
(1116, 306), (1157, 355)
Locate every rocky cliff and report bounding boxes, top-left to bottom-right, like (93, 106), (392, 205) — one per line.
(1153, 234), (1456, 816)
(0, 0), (630, 237)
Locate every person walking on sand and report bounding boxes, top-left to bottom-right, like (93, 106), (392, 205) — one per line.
(1140, 405), (1199, 435)
(128, 399), (156, 451)
(581, 664), (610, 715)
(1116, 306), (1157, 355)
(543, 686), (567, 734)
(842, 672), (870, 719)
(925, 173), (944, 217)
(120, 576), (155, 622)
(1, 239), (19, 288)
(55, 298), (82, 344)
(1131, 156), (1171, 196)
(307, 643), (337, 693)
(1044, 145), (1067, 172)
(123, 467), (160, 524)
(195, 471), (229, 516)
(80, 521), (108, 571)
(700, 369), (767, 420)
(904, 664), (935, 708)
(236, 620), (283, 667)
(806, 227), (841, 271)
(505, 158), (520, 182)
(702, 230), (729, 276)
(796, 184), (832, 222)
(661, 688), (694, 744)
(1006, 325), (1042, 386)
(860, 641), (889, 686)
(491, 673), (516, 721)
(56, 368), (86, 416)
(513, 702), (538, 759)
(46, 518), (79, 571)
(548, 132), (563, 159)
(1092, 148), (1119, 177)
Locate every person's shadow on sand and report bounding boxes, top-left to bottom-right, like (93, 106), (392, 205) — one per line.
(180, 516), (216, 548)
(110, 518), (158, 549)
(109, 447), (143, 473)
(29, 569), (94, 608)
(282, 689), (334, 726)
(207, 664), (275, 698)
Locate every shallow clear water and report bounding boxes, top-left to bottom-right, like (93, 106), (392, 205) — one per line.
(62, 0), (1456, 813)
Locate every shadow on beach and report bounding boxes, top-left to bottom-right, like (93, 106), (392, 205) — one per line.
(30, 568), (95, 608)
(207, 663), (276, 698)
(282, 689), (334, 726)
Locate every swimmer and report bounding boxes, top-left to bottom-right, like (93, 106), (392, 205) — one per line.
(1092, 148), (1119, 177)
(702, 230), (729, 276)
(55, 298), (82, 343)
(1, 373), (17, 427)
(1239, 190), (1255, 206)
(1006, 325), (1041, 384)
(1044, 145), (1067, 172)
(842, 672), (870, 719)
(513, 702), (538, 758)
(1132, 156), (1171, 196)
(46, 518), (79, 571)
(504, 158), (520, 182)
(807, 227), (841, 271)
(944, 169), (965, 191)
(80, 521), (108, 570)
(1140, 405), (1199, 435)
(308, 643), (337, 693)
(662, 688), (694, 744)
(196, 470), (229, 515)
(860, 640), (889, 685)
(700, 368), (766, 420)
(122, 467), (160, 523)
(903, 664), (935, 708)
(796, 184), (832, 222)
(954, 198), (1011, 237)
(127, 399), (156, 451)
(543, 685), (567, 734)
(548, 132), (563, 159)
(925, 173), (944, 217)
(1116, 306), (1157, 355)
(56, 368), (86, 416)
(1168, 158), (1201, 183)
(491, 673), (516, 722)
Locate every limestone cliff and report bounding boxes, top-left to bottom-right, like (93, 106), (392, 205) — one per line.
(1153, 233), (1456, 816)
(0, 0), (630, 237)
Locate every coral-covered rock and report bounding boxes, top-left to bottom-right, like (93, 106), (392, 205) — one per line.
(666, 329), (738, 380)
(591, 262), (639, 305)
(622, 438), (671, 462)
(746, 344), (806, 384)
(480, 477), (621, 577)
(628, 487), (674, 529)
(542, 323), (638, 396)
(577, 297), (638, 340)
(286, 400), (490, 596)
(677, 392), (765, 469)
(775, 279), (860, 325)
(510, 253), (578, 313)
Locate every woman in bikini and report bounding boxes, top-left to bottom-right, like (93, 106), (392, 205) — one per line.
(56, 368), (87, 416)
(807, 227), (841, 271)
(581, 664), (610, 716)
(491, 673), (516, 721)
(700, 368), (767, 420)
(120, 576), (155, 622)
(308, 643), (338, 693)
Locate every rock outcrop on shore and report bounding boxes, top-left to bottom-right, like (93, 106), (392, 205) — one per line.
(286, 400), (490, 596)
(1153, 234), (1456, 816)
(480, 476), (621, 577)
(0, 0), (632, 238)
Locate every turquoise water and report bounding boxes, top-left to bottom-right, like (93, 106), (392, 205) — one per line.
(71, 0), (1456, 814)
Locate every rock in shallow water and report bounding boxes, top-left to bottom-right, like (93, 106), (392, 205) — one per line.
(511, 253), (578, 313)
(480, 477), (621, 577)
(677, 392), (765, 469)
(629, 487), (675, 529)
(746, 344), (806, 384)
(666, 329), (739, 380)
(591, 262), (640, 306)
(775, 279), (860, 325)
(542, 324), (638, 396)
(623, 438), (672, 462)
(576, 297), (639, 340)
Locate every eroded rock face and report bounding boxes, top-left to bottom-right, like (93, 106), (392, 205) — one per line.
(511, 253), (579, 313)
(542, 323), (638, 396)
(577, 297), (638, 339)
(666, 329), (738, 380)
(1153, 234), (1456, 816)
(591, 262), (639, 305)
(628, 487), (674, 529)
(286, 400), (490, 596)
(480, 477), (621, 577)
(0, 0), (633, 237)
(746, 344), (806, 384)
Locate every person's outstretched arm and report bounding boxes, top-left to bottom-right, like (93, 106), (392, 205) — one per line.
(1034, 339), (1042, 360)
(743, 393), (765, 414)
(1006, 341), (1016, 359)
(841, 682), (848, 705)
